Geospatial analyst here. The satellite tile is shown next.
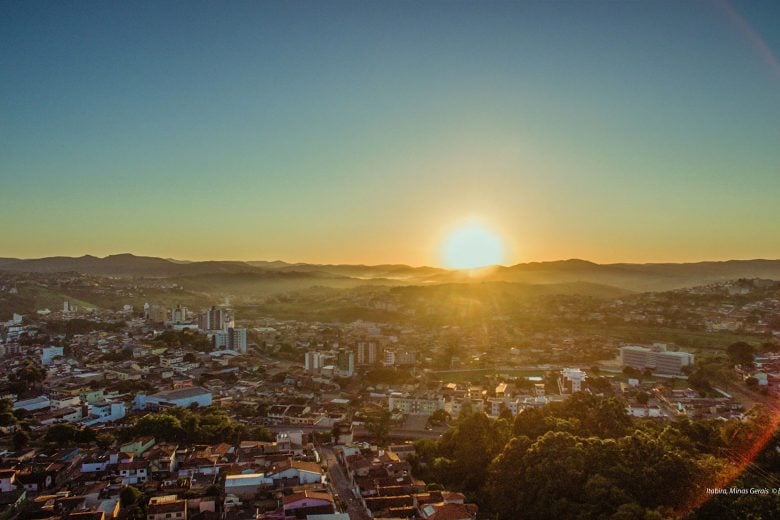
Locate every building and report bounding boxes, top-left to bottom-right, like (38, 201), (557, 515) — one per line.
(305, 351), (321, 373)
(228, 327), (247, 353)
(0, 469), (16, 493)
(620, 345), (694, 375)
(654, 351), (695, 375)
(211, 331), (228, 350)
(147, 495), (186, 520)
(560, 368), (587, 393)
(81, 401), (126, 426)
(135, 387), (213, 410)
(201, 306), (225, 331)
(41, 345), (64, 365)
(356, 341), (383, 365)
(388, 395), (446, 415)
(13, 396), (50, 412)
(118, 461), (149, 485)
(144, 304), (167, 323)
(224, 474), (266, 499)
(170, 305), (188, 323)
(282, 491), (335, 519)
(336, 349), (354, 377)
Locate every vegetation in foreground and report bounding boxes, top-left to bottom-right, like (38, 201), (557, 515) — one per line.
(409, 394), (780, 519)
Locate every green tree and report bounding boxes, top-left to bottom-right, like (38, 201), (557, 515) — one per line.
(132, 413), (184, 442)
(120, 485), (142, 507)
(365, 408), (392, 446)
(427, 409), (450, 427)
(0, 399), (18, 427)
(726, 341), (755, 366)
(45, 423), (79, 444)
(96, 432), (116, 450)
(12, 429), (30, 451)
(75, 426), (97, 444)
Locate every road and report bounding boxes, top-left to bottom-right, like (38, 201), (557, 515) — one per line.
(268, 424), (444, 441)
(320, 445), (370, 520)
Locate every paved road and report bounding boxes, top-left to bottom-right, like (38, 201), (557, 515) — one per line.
(268, 424), (444, 440)
(320, 445), (370, 520)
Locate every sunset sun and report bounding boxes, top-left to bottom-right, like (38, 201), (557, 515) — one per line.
(442, 221), (506, 269)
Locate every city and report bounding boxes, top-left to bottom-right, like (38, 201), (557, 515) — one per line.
(3, 1), (780, 518)
(1, 259), (780, 518)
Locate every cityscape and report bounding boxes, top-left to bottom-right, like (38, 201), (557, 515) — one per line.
(1, 258), (780, 519)
(3, 1), (780, 520)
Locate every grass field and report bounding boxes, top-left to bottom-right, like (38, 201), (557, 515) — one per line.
(567, 323), (761, 352)
(429, 368), (546, 383)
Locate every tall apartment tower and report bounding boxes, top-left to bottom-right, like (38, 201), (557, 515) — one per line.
(201, 306), (225, 331)
(228, 327), (247, 354)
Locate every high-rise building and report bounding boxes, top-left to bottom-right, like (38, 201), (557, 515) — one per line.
(170, 304), (188, 323)
(200, 306), (225, 331)
(145, 304), (167, 323)
(228, 327), (247, 354)
(212, 331), (228, 350)
(337, 349), (355, 377)
(356, 340), (383, 365)
(305, 351), (321, 373)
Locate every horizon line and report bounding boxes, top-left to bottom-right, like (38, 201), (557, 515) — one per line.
(2, 252), (780, 270)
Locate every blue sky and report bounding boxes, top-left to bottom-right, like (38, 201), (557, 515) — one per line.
(1, 0), (779, 265)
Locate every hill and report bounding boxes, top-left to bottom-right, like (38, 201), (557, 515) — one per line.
(2, 254), (779, 292)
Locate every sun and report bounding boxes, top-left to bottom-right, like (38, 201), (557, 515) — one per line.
(442, 221), (506, 269)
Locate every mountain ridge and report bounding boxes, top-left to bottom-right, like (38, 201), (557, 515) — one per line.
(1, 254), (779, 292)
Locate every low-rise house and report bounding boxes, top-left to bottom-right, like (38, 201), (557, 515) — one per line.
(282, 490), (335, 519)
(118, 460), (149, 485)
(147, 495), (187, 520)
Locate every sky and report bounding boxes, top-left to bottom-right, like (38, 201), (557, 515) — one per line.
(1, 0), (779, 266)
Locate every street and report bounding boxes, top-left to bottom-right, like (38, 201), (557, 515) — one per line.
(320, 445), (370, 520)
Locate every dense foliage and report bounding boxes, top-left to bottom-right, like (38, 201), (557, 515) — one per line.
(409, 394), (780, 519)
(118, 406), (273, 444)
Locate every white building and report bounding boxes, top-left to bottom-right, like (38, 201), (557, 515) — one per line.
(211, 331), (228, 350)
(81, 401), (126, 426)
(388, 395), (446, 415)
(560, 368), (587, 393)
(305, 351), (321, 373)
(620, 345), (694, 375)
(170, 305), (188, 323)
(135, 387), (212, 410)
(41, 345), (64, 365)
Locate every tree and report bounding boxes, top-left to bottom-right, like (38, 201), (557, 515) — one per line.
(8, 361), (47, 396)
(75, 426), (97, 444)
(636, 392), (650, 405)
(120, 485), (142, 507)
(250, 426), (274, 442)
(96, 432), (116, 450)
(45, 423), (79, 444)
(427, 409), (450, 427)
(622, 366), (641, 378)
(0, 399), (18, 428)
(12, 430), (29, 451)
(132, 413), (183, 442)
(365, 408), (392, 446)
(726, 342), (755, 366)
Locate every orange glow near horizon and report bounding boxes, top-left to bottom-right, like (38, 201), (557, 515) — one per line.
(440, 219), (508, 269)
